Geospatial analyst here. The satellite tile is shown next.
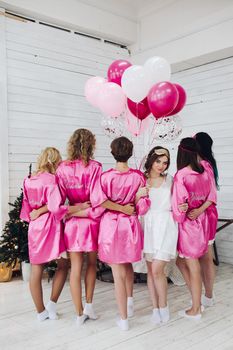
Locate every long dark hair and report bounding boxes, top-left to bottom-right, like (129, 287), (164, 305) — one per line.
(177, 137), (204, 173)
(195, 132), (219, 188)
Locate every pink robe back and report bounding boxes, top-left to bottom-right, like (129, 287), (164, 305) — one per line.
(56, 159), (104, 252)
(172, 166), (217, 258)
(98, 168), (151, 264)
(20, 172), (67, 264)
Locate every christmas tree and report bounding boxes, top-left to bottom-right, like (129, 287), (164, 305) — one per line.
(0, 191), (29, 267)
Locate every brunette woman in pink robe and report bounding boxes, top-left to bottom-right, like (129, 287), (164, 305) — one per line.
(98, 137), (151, 331)
(20, 147), (70, 321)
(56, 129), (104, 327)
(194, 132), (219, 307)
(172, 138), (217, 320)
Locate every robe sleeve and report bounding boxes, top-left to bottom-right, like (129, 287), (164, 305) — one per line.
(202, 161), (217, 204)
(86, 165), (107, 219)
(172, 173), (189, 223)
(55, 169), (67, 204)
(20, 180), (31, 222)
(46, 179), (68, 220)
(135, 174), (151, 216)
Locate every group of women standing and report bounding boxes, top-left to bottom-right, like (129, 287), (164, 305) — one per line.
(20, 129), (218, 331)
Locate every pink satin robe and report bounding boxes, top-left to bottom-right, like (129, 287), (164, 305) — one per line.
(56, 159), (104, 252)
(172, 166), (217, 258)
(98, 168), (151, 264)
(20, 172), (68, 264)
(201, 160), (218, 242)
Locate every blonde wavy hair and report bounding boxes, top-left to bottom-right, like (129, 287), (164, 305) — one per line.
(36, 147), (62, 174)
(67, 129), (96, 164)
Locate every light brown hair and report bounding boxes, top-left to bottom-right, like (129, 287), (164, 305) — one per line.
(67, 128), (96, 164)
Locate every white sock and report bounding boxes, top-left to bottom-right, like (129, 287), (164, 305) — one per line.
(201, 294), (215, 307)
(160, 305), (170, 323)
(116, 317), (129, 331)
(83, 303), (98, 320)
(127, 297), (134, 318)
(151, 308), (161, 324)
(76, 314), (88, 327)
(37, 309), (49, 322)
(46, 300), (58, 320)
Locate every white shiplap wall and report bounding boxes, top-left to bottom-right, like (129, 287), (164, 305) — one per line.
(172, 58), (233, 264)
(4, 15), (133, 203)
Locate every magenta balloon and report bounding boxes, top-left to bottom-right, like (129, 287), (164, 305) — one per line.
(107, 59), (132, 86)
(147, 81), (179, 119)
(167, 83), (187, 116)
(127, 97), (150, 120)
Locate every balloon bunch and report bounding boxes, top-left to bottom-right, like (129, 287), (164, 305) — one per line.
(84, 57), (186, 139)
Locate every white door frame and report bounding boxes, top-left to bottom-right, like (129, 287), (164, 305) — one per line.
(0, 8), (9, 230)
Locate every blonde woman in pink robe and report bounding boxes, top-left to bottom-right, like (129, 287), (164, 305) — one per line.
(56, 129), (105, 327)
(98, 137), (151, 331)
(172, 138), (217, 320)
(20, 147), (73, 321)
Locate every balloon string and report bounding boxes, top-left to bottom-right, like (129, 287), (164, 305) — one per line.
(148, 118), (156, 148)
(132, 135), (138, 169)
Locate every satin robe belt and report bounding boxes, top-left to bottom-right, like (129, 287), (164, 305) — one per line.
(105, 209), (137, 216)
(103, 211), (141, 243)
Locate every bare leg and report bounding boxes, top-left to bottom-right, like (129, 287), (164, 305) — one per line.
(146, 261), (159, 308)
(125, 263), (134, 298)
(30, 264), (45, 312)
(185, 258), (202, 315)
(85, 252), (97, 303)
(151, 260), (167, 308)
(50, 258), (69, 303)
(111, 264), (128, 319)
(69, 252), (84, 315)
(176, 256), (191, 292)
(199, 246), (215, 298)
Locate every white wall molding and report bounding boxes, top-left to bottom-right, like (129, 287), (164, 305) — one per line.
(0, 0), (137, 44)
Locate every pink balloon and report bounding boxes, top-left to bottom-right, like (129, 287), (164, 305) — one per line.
(147, 81), (179, 119)
(107, 59), (132, 86)
(85, 76), (106, 107)
(127, 97), (151, 120)
(98, 82), (126, 118)
(125, 109), (150, 136)
(167, 83), (187, 116)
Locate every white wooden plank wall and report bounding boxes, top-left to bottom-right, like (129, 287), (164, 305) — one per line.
(171, 58), (233, 264)
(5, 16), (136, 203)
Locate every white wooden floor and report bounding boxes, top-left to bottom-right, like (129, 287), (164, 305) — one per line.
(1, 263), (233, 350)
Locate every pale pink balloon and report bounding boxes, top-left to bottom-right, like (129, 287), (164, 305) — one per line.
(125, 109), (150, 136)
(85, 76), (106, 107)
(98, 82), (127, 118)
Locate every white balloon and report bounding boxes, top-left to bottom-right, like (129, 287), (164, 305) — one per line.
(121, 65), (151, 103)
(144, 56), (171, 86)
